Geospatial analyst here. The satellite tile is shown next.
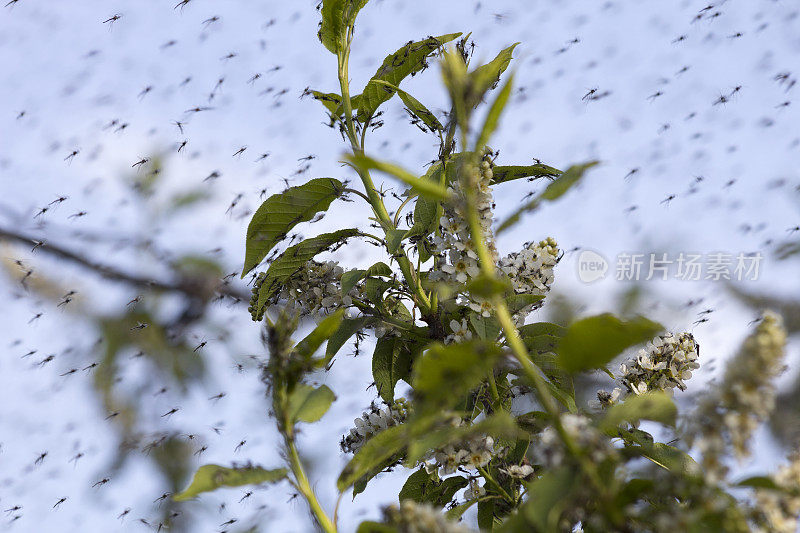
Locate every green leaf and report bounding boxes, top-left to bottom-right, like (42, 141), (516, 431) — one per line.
(412, 340), (501, 413)
(385, 229), (406, 254)
(407, 163), (444, 239)
(518, 322), (566, 338)
(406, 412), (521, 465)
(295, 310), (345, 358)
(356, 522), (397, 533)
(318, 0), (369, 54)
(366, 261), (394, 278)
(599, 391), (677, 432)
(477, 498), (496, 530)
(556, 313), (663, 373)
(287, 384), (336, 424)
(341, 269), (366, 294)
(497, 161), (598, 234)
(434, 476), (470, 506)
(620, 428), (700, 476)
(242, 178), (345, 277)
(310, 90), (343, 114)
(338, 424), (406, 491)
(174, 464), (287, 501)
(356, 33), (462, 121)
(373, 80), (444, 132)
(506, 293), (545, 315)
(491, 164), (562, 185)
(447, 499), (478, 520)
(466, 273), (512, 299)
(470, 43), (519, 102)
(398, 469), (468, 508)
(515, 466), (576, 532)
(735, 476), (782, 490)
(253, 229), (359, 314)
(469, 313), (501, 341)
(373, 337), (412, 402)
(346, 153), (449, 200)
(399, 468), (435, 502)
(475, 72), (514, 151)
(523, 334), (561, 354)
(326, 317), (367, 359)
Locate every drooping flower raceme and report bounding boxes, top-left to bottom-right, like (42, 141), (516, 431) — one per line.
(751, 451), (800, 533)
(250, 260), (363, 320)
(590, 331), (699, 411)
(619, 332), (700, 395)
(431, 152), (497, 287)
(688, 311), (787, 480)
(341, 400), (409, 454)
(498, 237), (560, 325)
(381, 500), (476, 533)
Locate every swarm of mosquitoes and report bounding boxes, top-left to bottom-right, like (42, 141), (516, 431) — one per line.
(0, 0), (798, 531)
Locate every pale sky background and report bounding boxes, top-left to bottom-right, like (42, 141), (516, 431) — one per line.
(1, 0), (799, 531)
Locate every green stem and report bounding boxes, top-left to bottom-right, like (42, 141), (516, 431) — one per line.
(487, 370), (500, 405)
(286, 438), (337, 533)
(336, 29), (431, 316)
(457, 152), (612, 507)
(478, 466), (514, 504)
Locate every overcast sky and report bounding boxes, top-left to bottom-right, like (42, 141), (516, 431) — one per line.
(1, 0), (799, 531)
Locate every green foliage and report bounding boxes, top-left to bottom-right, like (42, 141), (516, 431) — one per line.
(399, 468), (469, 507)
(174, 464), (287, 501)
(346, 153), (449, 200)
(288, 384), (337, 424)
(242, 178), (345, 277)
(556, 313), (663, 373)
(355, 33), (462, 121)
(295, 309), (345, 359)
(374, 81), (443, 132)
(412, 341), (501, 413)
(475, 72), (514, 151)
(406, 412), (522, 465)
(250, 228), (359, 318)
(490, 163), (562, 185)
(235, 5), (791, 531)
(326, 317), (367, 359)
(318, 0), (369, 54)
(404, 163), (445, 251)
(470, 43), (519, 101)
(497, 161), (599, 233)
(372, 337), (413, 402)
(504, 466), (576, 532)
(599, 391), (677, 432)
(338, 424), (406, 491)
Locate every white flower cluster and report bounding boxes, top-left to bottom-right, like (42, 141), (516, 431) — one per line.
(532, 414), (616, 469)
(498, 237), (559, 324)
(251, 260), (363, 320)
(429, 435), (496, 476)
(689, 311), (787, 479)
(430, 151), (497, 286)
(620, 332), (700, 395)
(382, 500), (476, 533)
(277, 260), (357, 316)
(341, 400), (409, 454)
(752, 451), (800, 533)
(590, 332), (699, 411)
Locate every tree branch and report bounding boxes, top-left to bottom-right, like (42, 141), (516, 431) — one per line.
(0, 226), (249, 303)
